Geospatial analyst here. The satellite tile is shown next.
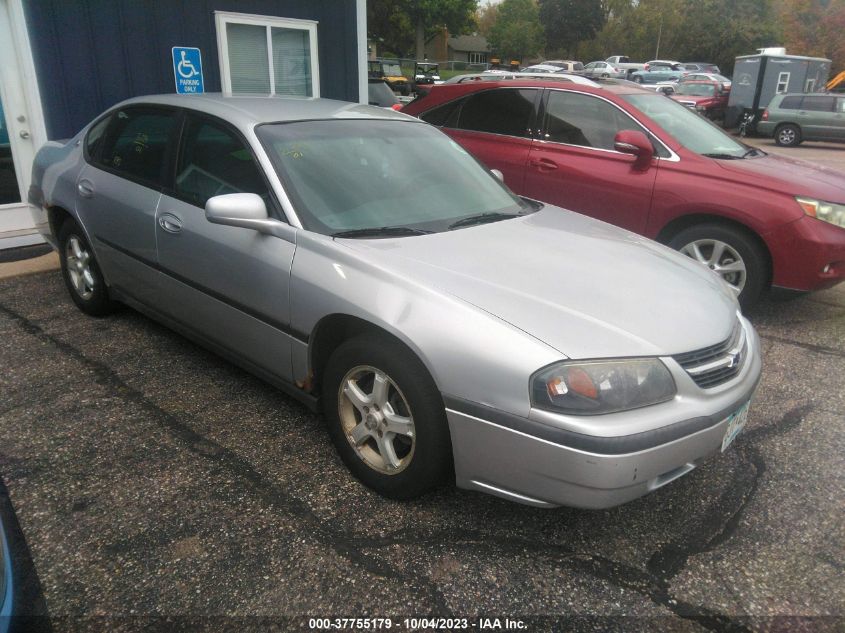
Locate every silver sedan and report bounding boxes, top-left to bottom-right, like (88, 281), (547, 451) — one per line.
(30, 94), (761, 508)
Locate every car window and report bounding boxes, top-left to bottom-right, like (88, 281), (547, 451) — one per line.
(175, 116), (269, 208)
(85, 115), (111, 161)
(98, 108), (177, 185)
(457, 88), (537, 137)
(802, 96), (835, 112)
(420, 98), (463, 127)
(838, 98), (845, 114)
(543, 91), (641, 151)
(573, 63), (584, 71)
(368, 81), (398, 107)
(779, 96), (803, 110)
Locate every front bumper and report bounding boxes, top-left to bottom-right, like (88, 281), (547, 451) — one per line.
(764, 214), (845, 291)
(446, 318), (762, 509)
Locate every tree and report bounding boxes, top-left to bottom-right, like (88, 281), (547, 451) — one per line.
(476, 1), (499, 37)
(778, 0), (845, 73)
(368, 0), (478, 59)
(539, 0), (605, 58)
(489, 0), (545, 61)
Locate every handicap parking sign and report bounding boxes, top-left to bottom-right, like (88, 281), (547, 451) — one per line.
(172, 47), (204, 94)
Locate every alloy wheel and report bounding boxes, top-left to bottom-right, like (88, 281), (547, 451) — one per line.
(778, 128), (796, 145)
(65, 235), (96, 300)
(338, 365), (416, 474)
(680, 238), (746, 294)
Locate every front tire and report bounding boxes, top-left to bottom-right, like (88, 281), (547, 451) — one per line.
(668, 223), (767, 310)
(58, 220), (116, 316)
(775, 123), (801, 147)
(323, 334), (452, 500)
(634, 75), (643, 83)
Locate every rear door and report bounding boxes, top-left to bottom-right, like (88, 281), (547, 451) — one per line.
(154, 112), (297, 381)
(426, 87), (540, 191)
(76, 105), (179, 302)
(800, 96), (837, 140)
(523, 89), (658, 233)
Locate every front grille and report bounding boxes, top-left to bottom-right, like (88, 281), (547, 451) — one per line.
(673, 322), (746, 389)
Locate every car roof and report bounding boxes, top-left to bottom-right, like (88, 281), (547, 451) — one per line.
(426, 77), (655, 98)
(111, 93), (408, 126)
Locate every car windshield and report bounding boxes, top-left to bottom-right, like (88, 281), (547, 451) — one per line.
(257, 120), (529, 236)
(383, 63), (402, 76)
(677, 83), (716, 96)
(622, 93), (749, 158)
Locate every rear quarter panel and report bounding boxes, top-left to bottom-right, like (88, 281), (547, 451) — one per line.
(30, 132), (87, 246)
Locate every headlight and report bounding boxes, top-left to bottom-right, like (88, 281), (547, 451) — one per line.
(696, 104), (706, 111)
(531, 359), (676, 416)
(796, 197), (845, 229)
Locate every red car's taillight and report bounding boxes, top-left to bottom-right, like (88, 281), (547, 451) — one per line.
(391, 103), (403, 111)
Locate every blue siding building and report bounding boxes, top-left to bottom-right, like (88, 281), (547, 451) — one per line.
(0, 0), (366, 246)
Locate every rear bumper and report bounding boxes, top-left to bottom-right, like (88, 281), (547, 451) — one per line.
(756, 121), (776, 137)
(446, 323), (762, 509)
(764, 214), (845, 291)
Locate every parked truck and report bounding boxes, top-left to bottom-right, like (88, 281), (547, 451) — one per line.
(605, 55), (645, 79)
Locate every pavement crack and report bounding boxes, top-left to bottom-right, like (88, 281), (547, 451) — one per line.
(757, 334), (845, 359)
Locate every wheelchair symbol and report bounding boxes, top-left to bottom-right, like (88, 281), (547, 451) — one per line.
(177, 50), (198, 79)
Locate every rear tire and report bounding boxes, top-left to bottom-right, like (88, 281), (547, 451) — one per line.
(323, 334), (453, 500)
(775, 123), (801, 147)
(58, 220), (116, 316)
(668, 223), (767, 310)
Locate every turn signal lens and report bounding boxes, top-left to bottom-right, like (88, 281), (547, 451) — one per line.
(566, 367), (598, 399)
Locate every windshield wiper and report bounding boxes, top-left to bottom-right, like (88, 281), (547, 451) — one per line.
(448, 212), (521, 230)
(331, 226), (432, 239)
(742, 147), (763, 158)
(702, 152), (742, 160)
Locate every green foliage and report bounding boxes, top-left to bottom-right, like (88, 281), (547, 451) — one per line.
(539, 0), (605, 58)
(368, 0), (478, 58)
(489, 0), (545, 60)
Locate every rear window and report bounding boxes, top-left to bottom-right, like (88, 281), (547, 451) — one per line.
(419, 98), (463, 128)
(802, 96), (835, 112)
(779, 96), (803, 110)
(573, 62), (584, 71)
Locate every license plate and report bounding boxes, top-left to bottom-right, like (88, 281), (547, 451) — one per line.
(721, 401), (751, 452)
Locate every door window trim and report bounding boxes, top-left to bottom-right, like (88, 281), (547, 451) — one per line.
(85, 104), (182, 192)
(538, 88), (680, 162)
(167, 110), (284, 220)
(214, 10), (320, 97)
(441, 87), (542, 140)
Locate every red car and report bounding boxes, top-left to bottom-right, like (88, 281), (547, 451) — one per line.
(403, 79), (845, 307)
(670, 80), (730, 120)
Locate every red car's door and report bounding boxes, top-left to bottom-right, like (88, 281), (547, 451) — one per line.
(432, 87), (540, 191)
(522, 89), (659, 233)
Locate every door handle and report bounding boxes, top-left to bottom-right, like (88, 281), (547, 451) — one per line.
(158, 213), (183, 234)
(19, 130), (30, 139)
(530, 157), (558, 171)
(77, 180), (95, 198)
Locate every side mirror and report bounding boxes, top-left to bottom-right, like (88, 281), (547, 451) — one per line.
(490, 169), (504, 182)
(205, 193), (295, 242)
(613, 130), (654, 171)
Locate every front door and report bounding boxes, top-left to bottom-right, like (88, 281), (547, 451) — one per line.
(155, 113), (297, 381)
(524, 89), (658, 233)
(0, 0), (46, 244)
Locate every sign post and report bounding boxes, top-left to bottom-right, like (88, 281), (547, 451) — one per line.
(172, 47), (204, 94)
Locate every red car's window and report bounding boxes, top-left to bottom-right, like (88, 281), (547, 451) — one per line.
(457, 88), (537, 138)
(543, 91), (640, 151)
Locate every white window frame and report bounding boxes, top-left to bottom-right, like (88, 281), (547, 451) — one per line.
(468, 52), (487, 65)
(215, 11), (320, 97)
(776, 71), (790, 94)
(805, 78), (815, 92)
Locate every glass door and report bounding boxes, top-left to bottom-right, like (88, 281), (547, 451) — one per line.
(0, 94), (22, 205)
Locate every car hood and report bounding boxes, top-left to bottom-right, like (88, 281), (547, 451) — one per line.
(715, 153), (845, 203)
(671, 95), (717, 104)
(338, 206), (738, 359)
